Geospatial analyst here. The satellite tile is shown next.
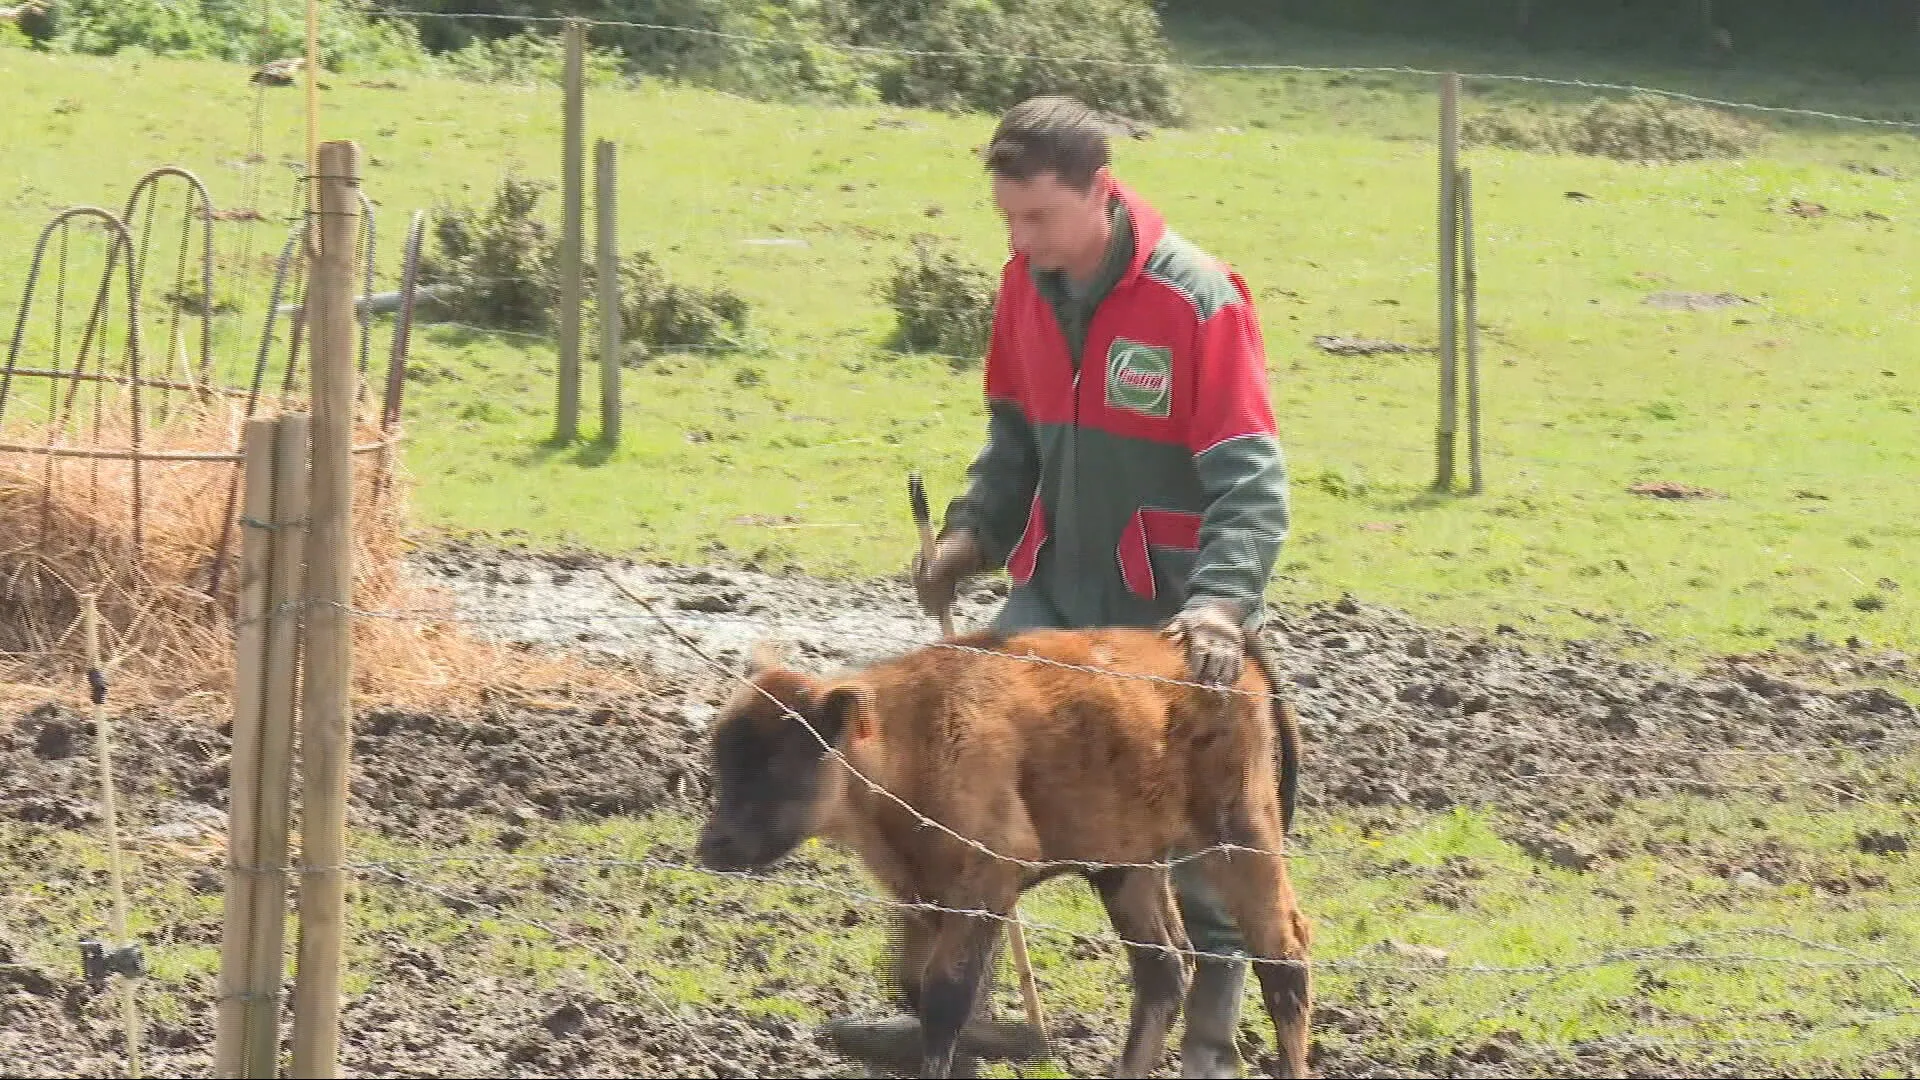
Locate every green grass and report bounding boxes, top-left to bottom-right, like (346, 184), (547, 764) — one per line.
(8, 758), (1918, 1073)
(1, 21), (1917, 670)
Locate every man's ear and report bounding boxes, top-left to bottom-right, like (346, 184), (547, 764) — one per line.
(810, 682), (875, 746)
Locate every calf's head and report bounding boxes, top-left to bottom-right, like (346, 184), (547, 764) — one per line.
(695, 644), (871, 873)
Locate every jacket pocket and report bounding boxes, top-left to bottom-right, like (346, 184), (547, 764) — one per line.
(1117, 507), (1203, 601)
(1006, 493), (1049, 586)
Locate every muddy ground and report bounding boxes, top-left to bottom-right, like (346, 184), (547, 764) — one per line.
(3, 540), (1917, 1078)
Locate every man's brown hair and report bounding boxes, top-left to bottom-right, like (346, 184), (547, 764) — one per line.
(982, 95), (1112, 192)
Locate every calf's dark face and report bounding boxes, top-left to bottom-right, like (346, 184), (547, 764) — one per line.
(695, 678), (864, 873)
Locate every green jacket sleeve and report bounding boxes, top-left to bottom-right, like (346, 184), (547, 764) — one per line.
(940, 285), (1040, 570)
(942, 400), (1040, 570)
(1183, 275), (1290, 625)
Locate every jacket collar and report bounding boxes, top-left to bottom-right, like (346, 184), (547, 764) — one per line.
(1110, 179), (1166, 288)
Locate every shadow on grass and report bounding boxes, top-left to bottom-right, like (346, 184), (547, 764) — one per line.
(513, 431), (623, 469)
(1380, 488), (1474, 514)
(418, 319), (553, 351)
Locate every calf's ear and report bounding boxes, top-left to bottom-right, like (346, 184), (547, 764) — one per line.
(811, 682), (875, 746)
(746, 639), (787, 678)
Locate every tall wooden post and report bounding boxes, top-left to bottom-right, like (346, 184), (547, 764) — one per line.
(246, 411), (308, 1078)
(289, 140), (358, 1080)
(213, 419), (276, 1079)
(1436, 72), (1461, 493)
(556, 18), (585, 444)
(595, 138), (621, 447)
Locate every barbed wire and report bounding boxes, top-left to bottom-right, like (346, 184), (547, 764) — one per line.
(592, 566), (1915, 872)
(303, 852), (1920, 1077)
(382, 355), (1916, 493)
(365, 8), (1920, 132)
(370, 281), (1920, 490)
(328, 849), (1920, 981)
(395, 577), (1911, 669)
(204, 592), (1920, 778)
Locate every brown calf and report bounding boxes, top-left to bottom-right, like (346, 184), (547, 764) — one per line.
(694, 627), (1312, 1078)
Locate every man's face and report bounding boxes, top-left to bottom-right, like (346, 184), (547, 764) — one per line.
(992, 166), (1112, 272)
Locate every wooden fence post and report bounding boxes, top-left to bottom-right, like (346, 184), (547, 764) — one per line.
(213, 419), (276, 1079)
(246, 411), (308, 1078)
(290, 139), (358, 1080)
(595, 138), (621, 447)
(1436, 72), (1461, 493)
(557, 18), (585, 444)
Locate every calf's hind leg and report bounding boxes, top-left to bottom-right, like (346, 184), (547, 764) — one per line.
(1204, 828), (1313, 1077)
(1089, 868), (1189, 1077)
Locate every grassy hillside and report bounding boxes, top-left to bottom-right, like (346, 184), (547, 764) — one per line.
(0, 26), (1915, 668)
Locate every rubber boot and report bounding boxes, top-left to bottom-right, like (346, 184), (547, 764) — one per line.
(1179, 955), (1249, 1079)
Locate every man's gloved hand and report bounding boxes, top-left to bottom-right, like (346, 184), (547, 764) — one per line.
(911, 528), (984, 616)
(1162, 600), (1247, 688)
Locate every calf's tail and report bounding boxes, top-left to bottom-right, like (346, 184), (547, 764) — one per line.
(1248, 635), (1302, 836)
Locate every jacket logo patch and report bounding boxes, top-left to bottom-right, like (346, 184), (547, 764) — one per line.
(1105, 337), (1172, 419)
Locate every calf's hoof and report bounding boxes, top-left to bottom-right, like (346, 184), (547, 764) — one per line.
(823, 1013), (1045, 1073)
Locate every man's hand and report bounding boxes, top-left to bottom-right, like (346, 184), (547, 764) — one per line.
(1162, 600), (1246, 688)
(911, 528), (984, 617)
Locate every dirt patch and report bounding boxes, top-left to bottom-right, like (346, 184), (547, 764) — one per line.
(1629, 480), (1727, 500)
(0, 691), (710, 852)
(1707, 640), (1916, 691)
(1843, 161), (1904, 179)
(1313, 335), (1431, 357)
(1643, 291), (1755, 311)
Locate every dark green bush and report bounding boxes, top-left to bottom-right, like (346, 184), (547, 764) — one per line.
(421, 171), (751, 351)
(882, 234), (997, 367)
(24, 0), (1184, 122)
(435, 28), (628, 86)
(610, 250), (752, 354)
(420, 171), (561, 334)
(861, 0), (1184, 126)
(42, 0), (424, 71)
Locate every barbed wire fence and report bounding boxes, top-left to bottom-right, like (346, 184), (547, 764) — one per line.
(7, 9), (1920, 1079)
(202, 576), (1920, 1076)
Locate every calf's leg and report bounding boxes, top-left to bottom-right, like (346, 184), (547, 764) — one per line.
(919, 907), (1005, 1078)
(827, 908), (1038, 1074)
(1090, 867), (1190, 1078)
(1204, 819), (1313, 1079)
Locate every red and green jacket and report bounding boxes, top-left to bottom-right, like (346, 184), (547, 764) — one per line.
(943, 181), (1291, 631)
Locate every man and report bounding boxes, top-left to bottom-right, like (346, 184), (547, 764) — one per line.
(829, 95), (1292, 1078)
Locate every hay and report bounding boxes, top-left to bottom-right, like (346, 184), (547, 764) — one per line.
(0, 398), (648, 711)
